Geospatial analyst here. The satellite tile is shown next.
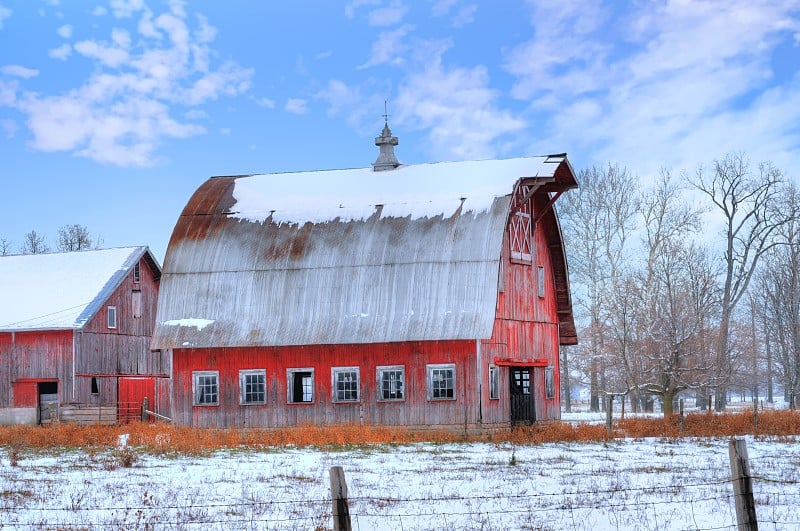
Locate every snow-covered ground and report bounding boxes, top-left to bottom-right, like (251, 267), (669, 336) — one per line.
(1, 434), (798, 530)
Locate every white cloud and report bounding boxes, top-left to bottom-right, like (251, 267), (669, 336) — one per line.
(395, 62), (526, 161)
(367, 1), (408, 27)
(0, 5), (11, 30)
(315, 50), (333, 60)
(315, 79), (388, 133)
(358, 24), (413, 69)
(49, 43), (72, 60)
(285, 98), (308, 115)
(2, 3), (253, 167)
(91, 6), (108, 16)
(1, 65), (39, 79)
(452, 4), (477, 28)
(109, 0), (145, 19)
(507, 0), (800, 177)
(254, 96), (275, 109)
(431, 0), (457, 17)
(56, 24), (72, 38)
(345, 0), (380, 19)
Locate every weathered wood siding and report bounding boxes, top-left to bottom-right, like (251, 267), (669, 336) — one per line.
(74, 256), (168, 406)
(172, 340), (481, 429)
(480, 192), (562, 423)
(0, 330), (74, 407)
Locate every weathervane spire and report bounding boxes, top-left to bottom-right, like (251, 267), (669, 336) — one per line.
(373, 100), (400, 171)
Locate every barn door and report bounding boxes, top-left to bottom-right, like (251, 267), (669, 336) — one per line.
(38, 382), (59, 424)
(118, 377), (155, 424)
(510, 368), (535, 424)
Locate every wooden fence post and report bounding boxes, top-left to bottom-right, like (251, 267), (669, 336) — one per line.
(142, 397), (149, 423)
(729, 437), (758, 531)
(605, 395), (613, 433)
(752, 398), (758, 430)
(330, 466), (351, 531)
(708, 394), (713, 413)
(679, 399), (685, 434)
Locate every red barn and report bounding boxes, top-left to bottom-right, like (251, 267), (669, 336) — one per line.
(152, 138), (577, 430)
(0, 247), (168, 425)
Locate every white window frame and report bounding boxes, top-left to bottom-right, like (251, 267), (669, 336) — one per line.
(427, 363), (456, 401)
(377, 365), (405, 402)
(537, 265), (546, 298)
(545, 366), (555, 399)
(287, 368), (315, 404)
(107, 306), (117, 329)
(239, 369), (267, 405)
(332, 367), (360, 403)
(193, 371), (219, 406)
(489, 365), (499, 400)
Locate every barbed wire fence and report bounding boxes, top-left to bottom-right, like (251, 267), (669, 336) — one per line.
(2, 440), (799, 530)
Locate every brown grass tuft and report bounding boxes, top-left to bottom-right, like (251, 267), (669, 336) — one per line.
(0, 410), (797, 454)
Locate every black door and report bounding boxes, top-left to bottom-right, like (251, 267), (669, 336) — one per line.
(510, 368), (535, 424)
(38, 381), (58, 424)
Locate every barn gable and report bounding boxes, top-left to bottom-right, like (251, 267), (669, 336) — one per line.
(0, 247), (160, 331)
(152, 156), (577, 350)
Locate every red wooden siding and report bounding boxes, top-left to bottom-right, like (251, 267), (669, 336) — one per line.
(0, 330), (74, 407)
(172, 340), (480, 429)
(118, 377), (155, 423)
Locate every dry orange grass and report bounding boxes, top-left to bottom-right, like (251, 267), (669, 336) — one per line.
(1, 410), (797, 454)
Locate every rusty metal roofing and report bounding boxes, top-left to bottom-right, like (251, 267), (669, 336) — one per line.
(152, 156), (577, 349)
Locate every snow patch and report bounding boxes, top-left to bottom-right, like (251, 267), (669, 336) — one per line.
(161, 318), (215, 331)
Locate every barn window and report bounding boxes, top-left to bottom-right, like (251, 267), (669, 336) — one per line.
(427, 364), (456, 400)
(193, 371), (219, 406)
(509, 184), (533, 263)
(287, 368), (314, 404)
(545, 367), (555, 398)
(91, 377), (99, 395)
(240, 369), (266, 405)
(489, 365), (499, 400)
(107, 306), (117, 329)
(132, 290), (142, 319)
(332, 367), (360, 402)
(377, 366), (405, 401)
(133, 262), (141, 283)
(537, 266), (546, 297)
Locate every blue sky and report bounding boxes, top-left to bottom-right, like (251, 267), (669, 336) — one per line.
(1, 0), (799, 263)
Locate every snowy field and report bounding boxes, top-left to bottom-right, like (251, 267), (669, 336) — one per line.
(1, 431), (798, 530)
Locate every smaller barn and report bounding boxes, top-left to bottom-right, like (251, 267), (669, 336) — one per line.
(153, 127), (578, 431)
(0, 247), (168, 425)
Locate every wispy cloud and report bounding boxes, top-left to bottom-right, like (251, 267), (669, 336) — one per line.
(1, 2), (253, 166)
(56, 24), (72, 38)
(367, 1), (408, 27)
(1, 65), (38, 79)
(0, 5), (11, 30)
(48, 44), (71, 60)
(285, 98), (308, 115)
(502, 0), (800, 175)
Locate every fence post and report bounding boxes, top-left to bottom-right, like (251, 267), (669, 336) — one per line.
(605, 395), (613, 433)
(679, 399), (685, 435)
(330, 466), (351, 531)
(729, 437), (758, 531)
(752, 398), (758, 430)
(708, 394), (713, 413)
(142, 397), (149, 422)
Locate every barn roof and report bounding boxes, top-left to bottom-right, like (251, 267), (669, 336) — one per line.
(0, 246), (160, 332)
(152, 155), (577, 349)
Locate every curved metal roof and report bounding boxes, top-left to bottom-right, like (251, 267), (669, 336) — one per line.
(152, 156), (577, 349)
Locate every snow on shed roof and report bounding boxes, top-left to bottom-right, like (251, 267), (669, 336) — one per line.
(153, 155), (577, 349)
(0, 247), (155, 331)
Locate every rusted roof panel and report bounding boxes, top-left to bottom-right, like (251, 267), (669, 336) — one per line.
(152, 156), (577, 348)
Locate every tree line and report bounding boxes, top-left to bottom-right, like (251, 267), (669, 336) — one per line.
(560, 152), (800, 417)
(0, 224), (101, 255)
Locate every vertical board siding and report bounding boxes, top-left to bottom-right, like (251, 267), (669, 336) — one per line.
(172, 340), (480, 429)
(0, 330), (74, 406)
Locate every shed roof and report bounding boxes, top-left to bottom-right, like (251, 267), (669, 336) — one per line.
(0, 246), (160, 331)
(152, 155), (577, 349)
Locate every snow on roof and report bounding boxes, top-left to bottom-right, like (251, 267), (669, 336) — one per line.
(0, 247), (145, 331)
(228, 157), (564, 225)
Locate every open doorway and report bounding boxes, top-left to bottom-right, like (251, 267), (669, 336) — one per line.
(38, 381), (58, 424)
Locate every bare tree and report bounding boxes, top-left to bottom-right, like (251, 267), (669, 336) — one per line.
(0, 238), (11, 256)
(57, 224), (93, 252)
(20, 230), (51, 254)
(692, 152), (788, 410)
(561, 163), (639, 411)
